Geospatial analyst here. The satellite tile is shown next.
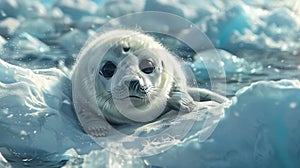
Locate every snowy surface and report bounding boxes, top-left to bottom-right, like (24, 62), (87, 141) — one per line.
(0, 0), (299, 167)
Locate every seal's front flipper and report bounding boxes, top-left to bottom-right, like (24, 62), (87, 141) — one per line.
(188, 88), (228, 103)
(167, 88), (196, 112)
(76, 107), (109, 137)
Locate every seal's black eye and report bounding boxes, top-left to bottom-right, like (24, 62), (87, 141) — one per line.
(123, 46), (130, 52)
(100, 61), (116, 78)
(139, 59), (155, 74)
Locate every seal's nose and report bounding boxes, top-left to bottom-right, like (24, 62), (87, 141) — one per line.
(124, 79), (140, 88)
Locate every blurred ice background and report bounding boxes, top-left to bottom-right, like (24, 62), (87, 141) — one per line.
(0, 0), (299, 167)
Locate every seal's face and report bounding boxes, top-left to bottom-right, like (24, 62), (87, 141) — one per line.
(95, 33), (174, 123)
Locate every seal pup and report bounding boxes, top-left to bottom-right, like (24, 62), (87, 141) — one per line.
(72, 29), (228, 137)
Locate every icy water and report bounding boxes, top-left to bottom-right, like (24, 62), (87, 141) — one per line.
(1, 0), (300, 168)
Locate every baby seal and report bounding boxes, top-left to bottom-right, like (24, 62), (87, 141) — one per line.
(72, 29), (228, 137)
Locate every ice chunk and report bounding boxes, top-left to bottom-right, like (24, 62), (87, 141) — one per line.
(0, 36), (6, 47)
(261, 7), (300, 42)
(77, 16), (106, 31)
(98, 0), (145, 18)
(0, 33), (50, 60)
(0, 18), (20, 37)
(265, 8), (298, 28)
(217, 50), (262, 74)
(0, 152), (11, 168)
(39, 0), (57, 9)
(0, 0), (46, 19)
(16, 18), (55, 39)
(66, 150), (145, 167)
(54, 0), (98, 21)
(200, 4), (252, 47)
(58, 29), (88, 56)
(45, 7), (73, 34)
(46, 7), (65, 19)
(145, 0), (183, 15)
(144, 0), (197, 19)
(197, 2), (300, 54)
(0, 0), (19, 19)
(192, 49), (262, 80)
(18, 0), (47, 18)
(155, 0), (211, 20)
(0, 152), (7, 163)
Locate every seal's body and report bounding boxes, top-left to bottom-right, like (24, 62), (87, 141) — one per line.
(72, 29), (227, 137)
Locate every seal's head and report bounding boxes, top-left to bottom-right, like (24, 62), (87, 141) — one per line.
(95, 31), (183, 124)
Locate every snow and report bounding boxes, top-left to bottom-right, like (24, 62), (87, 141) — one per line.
(0, 0), (299, 167)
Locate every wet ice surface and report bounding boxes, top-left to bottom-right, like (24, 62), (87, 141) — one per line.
(0, 0), (300, 167)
